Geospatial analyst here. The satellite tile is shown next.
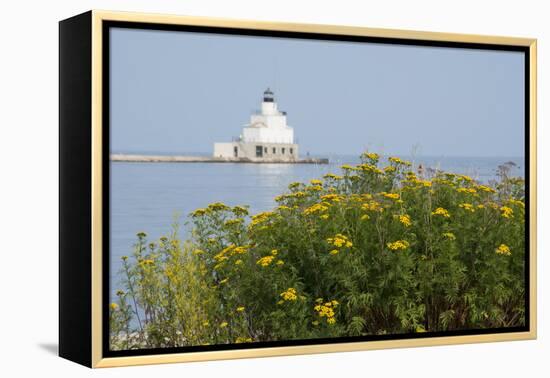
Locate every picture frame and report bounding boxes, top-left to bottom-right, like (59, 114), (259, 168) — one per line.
(59, 10), (537, 368)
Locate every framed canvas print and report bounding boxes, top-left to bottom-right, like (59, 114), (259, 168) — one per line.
(59, 10), (537, 368)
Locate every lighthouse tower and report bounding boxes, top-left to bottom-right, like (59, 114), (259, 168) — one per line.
(213, 88), (298, 162)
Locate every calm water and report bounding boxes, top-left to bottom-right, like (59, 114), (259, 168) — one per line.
(109, 155), (524, 299)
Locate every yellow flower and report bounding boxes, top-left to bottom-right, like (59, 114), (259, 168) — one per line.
(388, 156), (412, 166)
(442, 232), (456, 241)
(193, 249), (205, 255)
(432, 207), (451, 218)
(219, 278), (229, 284)
(271, 249), (278, 255)
(303, 203), (329, 216)
(191, 208), (207, 217)
(500, 206), (514, 219)
(202, 321), (209, 327)
(387, 240), (410, 251)
(324, 173), (344, 180)
(329, 249), (339, 255)
(256, 255), (275, 267)
(224, 218), (244, 226)
(457, 187), (477, 195)
(459, 203), (476, 212)
(110, 303), (118, 311)
(320, 194), (342, 203)
(362, 152), (380, 161)
(280, 287), (298, 301)
(312, 320), (320, 326)
(327, 234), (353, 248)
(380, 192), (400, 200)
(232, 205), (249, 216)
(220, 321), (228, 328)
(314, 299), (339, 324)
(507, 199), (525, 208)
(398, 214), (412, 227)
(235, 259), (243, 265)
(496, 244), (511, 256)
(276, 260), (285, 266)
(476, 185), (496, 193)
(235, 337), (253, 343)
(320, 214), (329, 220)
(362, 200), (383, 212)
(236, 306), (245, 312)
(310, 179), (323, 186)
(360, 214), (370, 221)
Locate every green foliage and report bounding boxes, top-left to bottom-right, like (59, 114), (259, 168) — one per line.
(109, 152), (526, 350)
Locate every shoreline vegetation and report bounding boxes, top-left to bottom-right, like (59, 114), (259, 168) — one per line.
(109, 152), (525, 351)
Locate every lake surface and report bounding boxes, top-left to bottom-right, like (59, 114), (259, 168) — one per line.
(109, 155), (524, 300)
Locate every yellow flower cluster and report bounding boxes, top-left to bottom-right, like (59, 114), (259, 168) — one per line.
(500, 206), (514, 219)
(476, 185), (496, 193)
(324, 172), (343, 180)
(327, 234), (353, 248)
(232, 205), (249, 216)
(380, 192), (400, 200)
(496, 244), (511, 256)
(457, 174), (474, 183)
(236, 306), (245, 312)
(457, 187), (477, 195)
(388, 156), (412, 166)
(256, 255), (275, 267)
(303, 202), (329, 216)
(442, 232), (456, 241)
(214, 244), (249, 262)
(110, 303), (118, 311)
(320, 193), (343, 203)
(249, 211), (276, 229)
(398, 214), (412, 227)
(459, 203), (476, 212)
(357, 163), (383, 174)
(314, 298), (339, 325)
(224, 218), (244, 226)
(310, 179), (323, 186)
(362, 152), (380, 161)
(361, 200), (384, 213)
(235, 337), (253, 343)
(280, 287), (298, 301)
(432, 207), (451, 218)
(507, 199), (525, 208)
(206, 202), (231, 212)
(387, 240), (410, 251)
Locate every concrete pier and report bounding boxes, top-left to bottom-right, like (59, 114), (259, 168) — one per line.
(110, 154), (329, 164)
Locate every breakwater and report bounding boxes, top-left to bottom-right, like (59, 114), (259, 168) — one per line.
(110, 154), (329, 164)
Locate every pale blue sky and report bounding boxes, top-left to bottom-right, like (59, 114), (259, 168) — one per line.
(110, 27), (525, 157)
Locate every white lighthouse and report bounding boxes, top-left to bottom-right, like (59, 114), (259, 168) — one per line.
(213, 89), (299, 162)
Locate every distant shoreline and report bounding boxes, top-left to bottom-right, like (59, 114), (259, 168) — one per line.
(110, 154), (329, 164)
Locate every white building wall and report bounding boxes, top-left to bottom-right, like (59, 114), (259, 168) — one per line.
(213, 143), (237, 158)
(242, 126), (293, 144)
